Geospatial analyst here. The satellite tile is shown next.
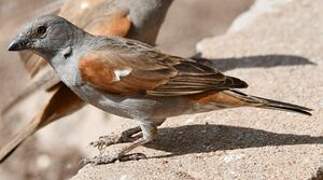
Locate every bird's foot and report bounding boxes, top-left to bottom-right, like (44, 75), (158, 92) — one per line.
(81, 154), (118, 165)
(90, 126), (142, 151)
(90, 134), (121, 151)
(81, 153), (147, 165)
(119, 153), (147, 162)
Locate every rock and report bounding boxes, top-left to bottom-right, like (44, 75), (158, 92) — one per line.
(72, 0), (323, 179)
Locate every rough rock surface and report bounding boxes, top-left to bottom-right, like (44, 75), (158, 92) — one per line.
(71, 0), (323, 179)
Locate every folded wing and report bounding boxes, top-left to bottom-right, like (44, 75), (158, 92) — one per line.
(79, 38), (248, 96)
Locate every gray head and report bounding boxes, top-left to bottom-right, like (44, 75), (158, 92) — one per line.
(8, 15), (85, 59)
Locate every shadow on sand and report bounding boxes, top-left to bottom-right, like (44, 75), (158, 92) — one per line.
(192, 54), (315, 72)
(144, 124), (323, 158)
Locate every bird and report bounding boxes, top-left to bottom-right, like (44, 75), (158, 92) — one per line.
(7, 15), (312, 165)
(0, 0), (173, 163)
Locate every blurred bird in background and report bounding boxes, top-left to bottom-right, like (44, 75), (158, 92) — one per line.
(0, 0), (173, 163)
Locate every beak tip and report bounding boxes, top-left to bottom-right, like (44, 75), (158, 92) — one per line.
(8, 37), (29, 51)
(8, 41), (18, 51)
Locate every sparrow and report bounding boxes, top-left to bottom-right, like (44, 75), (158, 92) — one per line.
(7, 15), (312, 164)
(0, 0), (173, 163)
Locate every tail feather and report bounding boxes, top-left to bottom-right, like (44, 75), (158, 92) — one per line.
(1, 74), (60, 116)
(0, 115), (42, 163)
(252, 95), (312, 116)
(0, 85), (84, 163)
(1, 83), (42, 115)
(231, 90), (312, 116)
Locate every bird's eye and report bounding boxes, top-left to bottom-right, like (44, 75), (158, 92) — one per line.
(37, 26), (47, 35)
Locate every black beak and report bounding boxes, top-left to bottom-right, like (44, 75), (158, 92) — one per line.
(8, 38), (29, 51)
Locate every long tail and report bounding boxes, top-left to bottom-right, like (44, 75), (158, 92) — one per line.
(0, 114), (43, 163)
(1, 73), (60, 116)
(0, 85), (85, 163)
(230, 90), (312, 116)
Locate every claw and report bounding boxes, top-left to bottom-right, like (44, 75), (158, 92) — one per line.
(79, 157), (93, 167)
(119, 153), (147, 162)
(84, 126), (147, 165)
(81, 155), (118, 165)
(89, 127), (142, 151)
(90, 135), (121, 151)
(80, 153), (147, 166)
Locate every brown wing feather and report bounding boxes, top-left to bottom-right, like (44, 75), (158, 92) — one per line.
(79, 38), (248, 96)
(79, 52), (175, 95)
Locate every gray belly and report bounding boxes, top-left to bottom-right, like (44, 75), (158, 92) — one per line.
(70, 84), (192, 120)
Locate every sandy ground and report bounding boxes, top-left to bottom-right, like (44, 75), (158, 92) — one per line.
(72, 0), (323, 179)
(0, 1), (254, 180)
